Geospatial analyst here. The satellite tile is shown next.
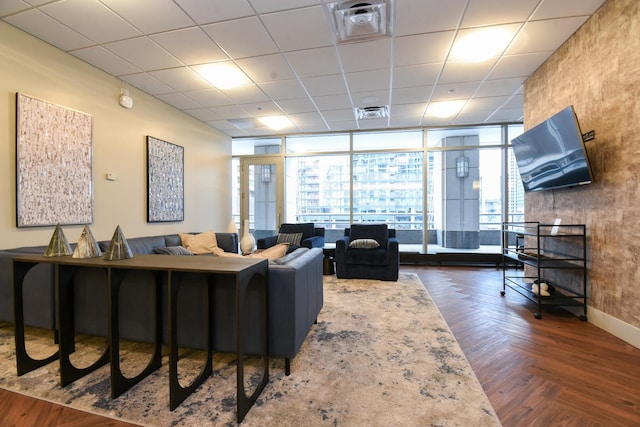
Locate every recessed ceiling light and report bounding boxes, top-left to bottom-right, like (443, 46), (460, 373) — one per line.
(427, 100), (465, 118)
(259, 115), (294, 130)
(192, 63), (251, 90)
(451, 27), (512, 62)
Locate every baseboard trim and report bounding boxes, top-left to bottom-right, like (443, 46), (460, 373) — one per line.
(565, 305), (640, 349)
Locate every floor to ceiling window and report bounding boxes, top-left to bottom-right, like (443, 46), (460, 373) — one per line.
(232, 124), (524, 255)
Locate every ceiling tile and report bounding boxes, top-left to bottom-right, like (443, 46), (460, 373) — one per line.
(41, 0), (141, 44)
(240, 101), (284, 117)
(209, 105), (253, 120)
(150, 27), (228, 65)
(0, 1), (30, 15)
(258, 80), (309, 100)
(394, 31), (455, 67)
(345, 69), (390, 93)
(392, 63), (442, 89)
(221, 84), (270, 104)
(489, 52), (551, 80)
(184, 107), (223, 121)
(532, 0), (607, 20)
(394, 0), (466, 36)
(461, 0), (539, 27)
(431, 81), (481, 102)
(507, 17), (589, 55)
(275, 98), (317, 114)
(174, 0), (254, 24)
(321, 108), (355, 122)
(337, 39), (392, 73)
(284, 46), (342, 78)
(70, 46), (141, 75)
(391, 87), (432, 105)
(351, 90), (391, 108)
(236, 54), (295, 83)
(301, 74), (348, 97)
(475, 77), (524, 97)
(155, 92), (202, 110)
(99, 0), (194, 34)
(3, 9), (93, 50)
(149, 67), (211, 92)
(202, 16), (278, 59)
(103, 37), (183, 71)
(119, 72), (175, 95)
(438, 61), (496, 84)
(248, 0), (319, 14)
(183, 88), (232, 107)
(313, 94), (353, 110)
(260, 5), (333, 52)
(289, 111), (329, 129)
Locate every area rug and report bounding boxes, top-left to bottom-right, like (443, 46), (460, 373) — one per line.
(0, 273), (501, 426)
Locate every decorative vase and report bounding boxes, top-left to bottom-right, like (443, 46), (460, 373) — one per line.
(240, 219), (256, 254)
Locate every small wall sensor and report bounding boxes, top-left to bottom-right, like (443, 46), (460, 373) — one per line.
(119, 89), (133, 109)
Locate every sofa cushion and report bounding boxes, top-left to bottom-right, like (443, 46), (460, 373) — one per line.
(179, 231), (217, 254)
(105, 235), (165, 255)
(153, 246), (193, 255)
(344, 247), (389, 266)
(273, 247), (309, 265)
(349, 238), (380, 249)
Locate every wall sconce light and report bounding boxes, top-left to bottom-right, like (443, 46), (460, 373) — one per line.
(456, 156), (469, 178)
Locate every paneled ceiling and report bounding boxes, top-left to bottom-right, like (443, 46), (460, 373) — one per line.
(1, 0), (606, 137)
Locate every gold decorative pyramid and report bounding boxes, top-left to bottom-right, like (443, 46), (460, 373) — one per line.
(103, 225), (133, 260)
(44, 224), (72, 257)
(72, 225), (102, 259)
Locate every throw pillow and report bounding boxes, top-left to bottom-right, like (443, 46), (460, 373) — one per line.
(179, 231), (218, 254)
(349, 238), (380, 249)
(247, 243), (290, 261)
(153, 246), (193, 255)
(276, 232), (303, 247)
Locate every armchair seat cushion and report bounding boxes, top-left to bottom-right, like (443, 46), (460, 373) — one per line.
(344, 247), (389, 265)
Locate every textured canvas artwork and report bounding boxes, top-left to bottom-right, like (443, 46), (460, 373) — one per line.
(16, 93), (93, 227)
(147, 136), (184, 222)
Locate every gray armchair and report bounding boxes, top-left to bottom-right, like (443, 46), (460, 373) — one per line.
(335, 224), (399, 281)
(257, 223), (325, 252)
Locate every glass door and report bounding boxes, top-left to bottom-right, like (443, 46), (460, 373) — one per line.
(239, 157), (283, 242)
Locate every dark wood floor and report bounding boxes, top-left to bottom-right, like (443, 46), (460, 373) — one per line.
(406, 266), (640, 427)
(1, 266), (639, 426)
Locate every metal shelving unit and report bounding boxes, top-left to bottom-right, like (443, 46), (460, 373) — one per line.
(501, 221), (587, 320)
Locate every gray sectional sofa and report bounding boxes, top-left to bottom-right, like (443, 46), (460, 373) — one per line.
(0, 232), (323, 375)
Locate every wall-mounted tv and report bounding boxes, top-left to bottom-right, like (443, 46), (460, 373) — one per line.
(511, 105), (593, 192)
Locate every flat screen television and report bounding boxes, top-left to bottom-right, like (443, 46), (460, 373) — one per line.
(511, 105), (593, 192)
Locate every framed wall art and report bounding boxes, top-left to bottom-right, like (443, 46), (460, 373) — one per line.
(147, 136), (184, 222)
(16, 93), (93, 227)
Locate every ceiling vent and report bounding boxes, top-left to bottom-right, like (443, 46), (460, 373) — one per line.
(327, 0), (394, 43)
(356, 105), (389, 120)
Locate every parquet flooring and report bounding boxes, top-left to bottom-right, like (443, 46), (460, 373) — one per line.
(405, 266), (640, 427)
(1, 266), (639, 426)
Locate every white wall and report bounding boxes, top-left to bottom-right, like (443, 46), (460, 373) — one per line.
(0, 21), (231, 249)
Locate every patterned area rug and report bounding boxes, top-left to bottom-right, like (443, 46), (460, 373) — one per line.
(0, 273), (501, 426)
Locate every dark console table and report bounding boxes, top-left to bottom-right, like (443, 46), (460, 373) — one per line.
(13, 254), (269, 423)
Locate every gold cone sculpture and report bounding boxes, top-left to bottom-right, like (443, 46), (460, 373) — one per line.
(72, 225), (102, 259)
(44, 224), (72, 257)
(103, 225), (133, 260)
